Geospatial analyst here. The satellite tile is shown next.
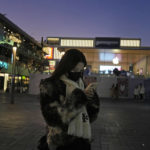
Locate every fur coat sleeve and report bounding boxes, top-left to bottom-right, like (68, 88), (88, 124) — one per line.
(86, 91), (100, 123)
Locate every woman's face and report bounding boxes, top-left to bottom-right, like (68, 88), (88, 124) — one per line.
(71, 62), (85, 72)
(67, 62), (85, 81)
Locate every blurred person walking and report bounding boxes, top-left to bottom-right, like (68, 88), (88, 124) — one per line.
(139, 83), (145, 102)
(110, 84), (115, 99)
(114, 83), (119, 100)
(134, 85), (139, 101)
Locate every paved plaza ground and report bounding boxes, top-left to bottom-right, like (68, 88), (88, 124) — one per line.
(0, 93), (150, 150)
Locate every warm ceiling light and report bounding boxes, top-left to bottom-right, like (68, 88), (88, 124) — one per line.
(112, 57), (119, 64)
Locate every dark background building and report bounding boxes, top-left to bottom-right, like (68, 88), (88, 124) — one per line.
(0, 13), (46, 92)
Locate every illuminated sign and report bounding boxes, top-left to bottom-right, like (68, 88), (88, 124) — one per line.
(0, 61), (8, 69)
(54, 47), (65, 59)
(44, 47), (54, 59)
(120, 39), (140, 47)
(61, 39), (94, 47)
(47, 38), (60, 46)
(46, 60), (56, 73)
(100, 65), (121, 74)
(95, 38), (120, 48)
(112, 57), (119, 64)
(99, 53), (121, 62)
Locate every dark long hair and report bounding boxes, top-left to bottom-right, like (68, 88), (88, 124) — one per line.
(51, 49), (87, 79)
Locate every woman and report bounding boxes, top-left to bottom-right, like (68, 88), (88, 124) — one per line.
(39, 49), (100, 150)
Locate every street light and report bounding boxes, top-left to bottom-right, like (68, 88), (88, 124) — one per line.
(10, 42), (17, 104)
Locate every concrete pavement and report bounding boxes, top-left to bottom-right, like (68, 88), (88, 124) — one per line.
(0, 93), (45, 150)
(0, 93), (150, 150)
(92, 99), (150, 150)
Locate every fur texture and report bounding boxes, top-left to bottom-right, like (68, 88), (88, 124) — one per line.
(39, 77), (100, 149)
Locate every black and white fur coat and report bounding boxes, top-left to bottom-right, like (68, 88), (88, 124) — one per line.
(39, 76), (100, 149)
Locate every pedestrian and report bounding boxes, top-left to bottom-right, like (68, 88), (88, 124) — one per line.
(110, 84), (115, 99)
(39, 49), (100, 150)
(114, 83), (119, 100)
(134, 85), (139, 100)
(139, 83), (145, 102)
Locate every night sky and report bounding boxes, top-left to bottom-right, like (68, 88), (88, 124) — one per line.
(1, 0), (150, 46)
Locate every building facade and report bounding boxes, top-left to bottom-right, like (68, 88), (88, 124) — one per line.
(45, 37), (150, 78)
(0, 13), (45, 92)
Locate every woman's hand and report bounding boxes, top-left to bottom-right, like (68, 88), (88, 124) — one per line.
(84, 83), (97, 98)
(84, 88), (95, 98)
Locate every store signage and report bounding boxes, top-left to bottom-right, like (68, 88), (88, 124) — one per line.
(44, 47), (54, 59)
(47, 38), (60, 46)
(49, 60), (56, 72)
(0, 61), (8, 69)
(95, 38), (120, 48)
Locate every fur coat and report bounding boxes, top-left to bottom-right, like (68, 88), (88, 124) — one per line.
(39, 76), (100, 149)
